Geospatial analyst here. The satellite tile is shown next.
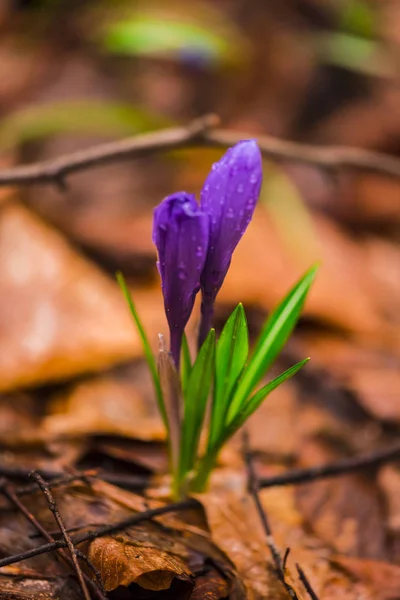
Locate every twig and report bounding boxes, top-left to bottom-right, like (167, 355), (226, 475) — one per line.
(259, 443), (400, 489)
(242, 431), (299, 600)
(0, 114), (399, 188)
(0, 464), (148, 494)
(31, 472), (92, 600)
(1, 482), (106, 599)
(0, 498), (198, 568)
(296, 564), (321, 600)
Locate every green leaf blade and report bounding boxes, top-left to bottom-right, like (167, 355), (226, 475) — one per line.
(116, 272), (167, 428)
(208, 303), (248, 447)
(180, 333), (192, 396)
(225, 358), (310, 440)
(179, 329), (215, 484)
(227, 266), (317, 422)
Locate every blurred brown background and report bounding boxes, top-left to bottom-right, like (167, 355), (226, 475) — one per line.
(1, 0), (400, 581)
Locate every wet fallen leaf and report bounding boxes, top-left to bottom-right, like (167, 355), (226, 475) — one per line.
(88, 535), (193, 592)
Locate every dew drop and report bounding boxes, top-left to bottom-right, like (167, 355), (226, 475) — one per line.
(196, 246), (203, 257)
(236, 183), (244, 193)
(246, 199), (254, 210)
(178, 269), (187, 281)
(250, 172), (258, 184)
(227, 208), (234, 218)
(204, 184), (210, 192)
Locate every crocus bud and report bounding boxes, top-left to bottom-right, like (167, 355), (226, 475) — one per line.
(198, 140), (262, 345)
(153, 192), (209, 367)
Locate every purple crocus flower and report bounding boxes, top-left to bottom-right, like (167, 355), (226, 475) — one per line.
(198, 140), (262, 345)
(153, 192), (209, 367)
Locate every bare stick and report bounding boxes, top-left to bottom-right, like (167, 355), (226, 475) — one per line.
(296, 564), (321, 600)
(1, 482), (106, 599)
(0, 464), (148, 495)
(0, 498), (197, 569)
(31, 472), (92, 600)
(242, 431), (299, 600)
(259, 442), (400, 489)
(0, 114), (399, 188)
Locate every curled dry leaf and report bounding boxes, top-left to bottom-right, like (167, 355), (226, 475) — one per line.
(88, 535), (193, 593)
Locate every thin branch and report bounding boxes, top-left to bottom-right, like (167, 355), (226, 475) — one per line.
(31, 472), (91, 600)
(0, 115), (219, 187)
(0, 464), (148, 494)
(0, 498), (198, 569)
(296, 564), (321, 600)
(1, 482), (106, 599)
(0, 114), (398, 188)
(259, 442), (400, 489)
(242, 431), (299, 600)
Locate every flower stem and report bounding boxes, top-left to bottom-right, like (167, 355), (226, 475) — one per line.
(198, 299), (214, 349)
(189, 450), (218, 493)
(170, 328), (183, 369)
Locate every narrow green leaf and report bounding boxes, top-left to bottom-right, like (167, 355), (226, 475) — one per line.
(225, 359), (310, 441)
(181, 333), (192, 396)
(116, 272), (167, 428)
(227, 266), (317, 422)
(208, 303), (248, 448)
(179, 329), (215, 484)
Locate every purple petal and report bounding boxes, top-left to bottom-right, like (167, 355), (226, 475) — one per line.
(200, 140), (262, 303)
(153, 192), (209, 365)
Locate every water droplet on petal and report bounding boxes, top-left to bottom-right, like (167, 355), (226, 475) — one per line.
(178, 269), (187, 281)
(236, 183), (244, 193)
(204, 184), (210, 192)
(246, 199), (254, 210)
(196, 246), (203, 257)
(227, 208), (234, 218)
(250, 172), (258, 184)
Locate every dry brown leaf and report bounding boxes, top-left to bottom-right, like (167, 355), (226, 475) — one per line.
(347, 367), (400, 422)
(191, 570), (230, 600)
(0, 575), (83, 600)
(88, 535), (193, 592)
(0, 201), (139, 391)
(260, 486), (374, 600)
(43, 375), (164, 441)
(332, 555), (400, 600)
(220, 207), (384, 336)
(199, 488), (289, 600)
(295, 439), (387, 559)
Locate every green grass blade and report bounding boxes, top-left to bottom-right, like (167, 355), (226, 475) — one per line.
(226, 359), (309, 438)
(208, 303), (248, 448)
(181, 333), (192, 396)
(179, 329), (215, 485)
(227, 266), (317, 422)
(116, 272), (167, 428)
